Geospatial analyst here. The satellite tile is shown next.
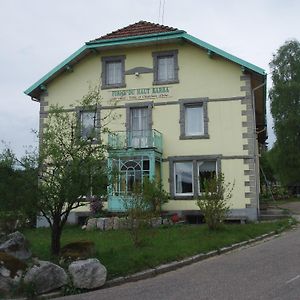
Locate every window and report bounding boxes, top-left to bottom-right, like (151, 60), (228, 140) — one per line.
(198, 161), (217, 193)
(125, 102), (153, 148)
(114, 158), (150, 195)
(78, 109), (99, 141)
(185, 105), (204, 136)
(174, 162), (193, 195)
(170, 157), (218, 199)
(153, 50), (179, 85)
(130, 107), (149, 148)
(81, 111), (95, 140)
(179, 99), (209, 139)
(101, 56), (125, 89)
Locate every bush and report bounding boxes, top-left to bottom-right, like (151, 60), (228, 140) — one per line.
(60, 240), (95, 261)
(142, 178), (169, 215)
(196, 173), (234, 230)
(89, 196), (104, 217)
(122, 180), (169, 247)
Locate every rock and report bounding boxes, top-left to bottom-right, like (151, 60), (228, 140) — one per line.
(0, 231), (31, 260)
(0, 263), (23, 296)
(112, 217), (120, 230)
(24, 260), (68, 294)
(68, 258), (107, 289)
(119, 218), (129, 229)
(162, 218), (171, 225)
(151, 217), (162, 228)
(104, 218), (113, 230)
(96, 218), (105, 230)
(0, 273), (13, 295)
(86, 218), (97, 230)
(0, 252), (27, 279)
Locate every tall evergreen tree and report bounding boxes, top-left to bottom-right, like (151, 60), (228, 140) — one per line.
(269, 40), (300, 185)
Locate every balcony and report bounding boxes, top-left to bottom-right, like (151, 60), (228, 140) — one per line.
(108, 130), (163, 153)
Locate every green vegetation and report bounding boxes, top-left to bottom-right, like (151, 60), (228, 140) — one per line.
(23, 220), (293, 280)
(121, 179), (169, 247)
(197, 174), (233, 230)
(0, 147), (38, 232)
(269, 39), (300, 186)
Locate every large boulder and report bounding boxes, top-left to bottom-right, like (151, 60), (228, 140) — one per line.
(24, 260), (68, 294)
(112, 216), (120, 230)
(86, 218), (97, 230)
(0, 231), (31, 260)
(0, 252), (27, 296)
(68, 258), (107, 289)
(96, 218), (105, 230)
(0, 271), (13, 296)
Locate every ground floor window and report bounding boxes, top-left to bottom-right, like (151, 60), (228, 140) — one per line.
(198, 161), (217, 193)
(171, 157), (218, 198)
(174, 162), (193, 195)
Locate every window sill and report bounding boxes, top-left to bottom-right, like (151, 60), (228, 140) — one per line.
(173, 195), (196, 200)
(101, 83), (126, 90)
(153, 79), (179, 85)
(179, 134), (210, 140)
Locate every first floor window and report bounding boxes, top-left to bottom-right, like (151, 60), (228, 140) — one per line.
(185, 105), (204, 136)
(174, 162), (193, 195)
(172, 159), (217, 198)
(81, 111), (96, 140)
(179, 99), (208, 139)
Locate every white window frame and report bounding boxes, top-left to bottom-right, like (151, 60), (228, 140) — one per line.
(185, 104), (204, 136)
(174, 161), (194, 197)
(179, 98), (209, 140)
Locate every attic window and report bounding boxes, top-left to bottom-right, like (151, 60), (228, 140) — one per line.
(153, 50), (179, 85)
(101, 55), (126, 89)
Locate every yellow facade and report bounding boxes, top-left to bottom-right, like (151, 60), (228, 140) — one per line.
(31, 33), (265, 220)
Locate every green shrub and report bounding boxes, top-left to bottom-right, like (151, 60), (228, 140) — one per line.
(196, 173), (234, 230)
(60, 240), (95, 261)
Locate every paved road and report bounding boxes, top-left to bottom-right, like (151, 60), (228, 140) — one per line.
(58, 227), (300, 300)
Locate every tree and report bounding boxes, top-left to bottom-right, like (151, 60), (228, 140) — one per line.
(196, 173), (233, 230)
(38, 89), (110, 255)
(0, 146), (38, 232)
(121, 179), (169, 247)
(142, 178), (169, 215)
(269, 40), (300, 186)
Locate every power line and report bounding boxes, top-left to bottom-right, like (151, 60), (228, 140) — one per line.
(162, 0), (166, 24)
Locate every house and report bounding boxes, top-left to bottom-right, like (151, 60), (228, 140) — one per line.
(25, 21), (267, 223)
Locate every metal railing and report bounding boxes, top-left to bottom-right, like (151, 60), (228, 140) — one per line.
(108, 129), (163, 152)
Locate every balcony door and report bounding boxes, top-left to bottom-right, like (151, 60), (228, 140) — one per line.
(130, 107), (150, 148)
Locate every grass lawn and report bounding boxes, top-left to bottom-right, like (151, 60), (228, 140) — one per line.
(22, 219), (293, 280)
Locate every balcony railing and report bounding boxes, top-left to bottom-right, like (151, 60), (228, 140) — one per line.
(108, 130), (163, 153)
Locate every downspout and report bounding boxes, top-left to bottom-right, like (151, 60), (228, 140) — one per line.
(251, 80), (266, 219)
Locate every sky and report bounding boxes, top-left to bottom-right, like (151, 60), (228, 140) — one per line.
(0, 0), (299, 158)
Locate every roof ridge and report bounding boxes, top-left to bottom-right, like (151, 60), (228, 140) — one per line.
(89, 20), (178, 42)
